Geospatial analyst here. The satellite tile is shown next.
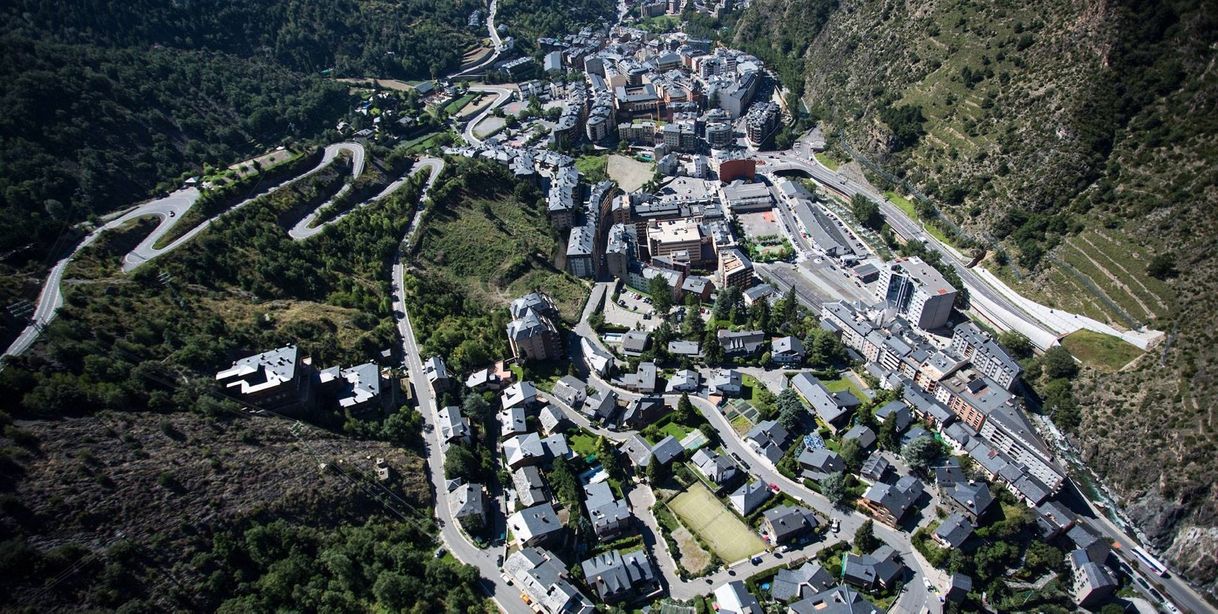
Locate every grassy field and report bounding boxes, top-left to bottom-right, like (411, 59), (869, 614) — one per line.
(660, 421), (695, 441)
(575, 154), (608, 183)
(822, 375), (868, 401)
(1060, 330), (1145, 372)
(570, 432), (598, 458)
(815, 152), (841, 171)
(668, 483), (766, 562)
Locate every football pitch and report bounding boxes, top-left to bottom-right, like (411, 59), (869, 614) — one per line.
(667, 482), (766, 563)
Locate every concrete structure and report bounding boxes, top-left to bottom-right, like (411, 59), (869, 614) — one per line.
(646, 218), (704, 265)
(718, 247), (754, 290)
(216, 345), (313, 414)
(876, 257), (957, 330)
(951, 321), (1022, 390)
(507, 306), (563, 362)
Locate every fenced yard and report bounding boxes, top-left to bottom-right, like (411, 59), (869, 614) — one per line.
(668, 483), (766, 563)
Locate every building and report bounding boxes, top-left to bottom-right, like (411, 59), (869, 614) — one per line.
(584, 481), (633, 540)
(508, 503), (564, 548)
(933, 512), (974, 549)
(788, 586), (876, 614)
(843, 424), (876, 449)
(860, 453), (891, 483)
(708, 368), (743, 396)
(552, 375), (587, 409)
(423, 355), (452, 393)
(876, 257), (957, 330)
(691, 448), (740, 487)
(771, 336), (806, 365)
(503, 433), (548, 469)
(706, 121), (733, 149)
(567, 225), (595, 278)
(745, 419), (790, 463)
(512, 466), (550, 508)
(745, 101), (781, 147)
(712, 580), (762, 614)
(670, 368), (701, 392)
(762, 505), (819, 545)
(770, 562), (835, 603)
(790, 373), (857, 433)
(437, 405), (471, 446)
(512, 291), (561, 320)
(798, 448), (845, 481)
(502, 381), (539, 411)
(621, 396), (666, 428)
(841, 545), (907, 590)
(507, 307), (563, 362)
(503, 548), (595, 614)
(580, 549), (660, 603)
(449, 482), (486, 529)
(718, 329), (766, 356)
(859, 475), (923, 527)
(651, 435), (685, 466)
(647, 218), (704, 265)
(718, 247), (755, 290)
(979, 404), (1065, 493)
(216, 345), (314, 414)
(720, 180), (774, 212)
(950, 322), (1023, 390)
(730, 480), (772, 516)
(318, 362), (388, 417)
(1068, 548), (1117, 608)
(618, 360), (659, 393)
(582, 337), (615, 377)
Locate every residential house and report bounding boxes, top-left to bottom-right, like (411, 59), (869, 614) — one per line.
(938, 469), (995, 525)
(1035, 500), (1077, 540)
(582, 337), (615, 377)
(873, 401), (912, 432)
(860, 453), (891, 483)
(449, 482), (486, 529)
(503, 548), (595, 614)
(499, 406), (528, 439)
(541, 433), (573, 462)
(933, 513), (974, 550)
(668, 340), (701, 358)
(437, 405), (471, 446)
(842, 545), (907, 590)
(621, 433), (653, 469)
(511, 466), (550, 508)
(1067, 522), (1111, 563)
(745, 419), (790, 464)
(508, 503), (564, 548)
(790, 373), (858, 433)
(788, 586), (877, 614)
(842, 425), (877, 450)
(552, 375), (587, 409)
(621, 330), (650, 356)
(708, 368), (743, 396)
(763, 505), (820, 546)
(717, 329), (766, 357)
(798, 448), (845, 481)
(621, 396), (666, 429)
(538, 404), (569, 435)
(859, 476), (923, 527)
(584, 390), (619, 423)
(581, 549), (660, 603)
(584, 481), (633, 540)
(465, 366), (505, 392)
(771, 336), (806, 365)
(618, 361), (660, 394)
(502, 381), (539, 411)
(730, 480), (772, 516)
(691, 448), (739, 487)
(712, 580), (762, 614)
(651, 435), (685, 466)
(318, 362), (389, 418)
(770, 562), (834, 603)
(1068, 548), (1117, 608)
(946, 573), (973, 603)
(670, 369), (700, 392)
(423, 356), (452, 392)
(503, 433), (547, 469)
(511, 292), (560, 320)
(216, 345), (314, 415)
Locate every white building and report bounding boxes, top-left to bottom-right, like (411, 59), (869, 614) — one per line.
(876, 256), (957, 330)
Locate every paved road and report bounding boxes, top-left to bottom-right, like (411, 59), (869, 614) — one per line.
(463, 84), (517, 146)
(756, 144), (1164, 351)
(451, 0), (504, 78)
(288, 154), (436, 241)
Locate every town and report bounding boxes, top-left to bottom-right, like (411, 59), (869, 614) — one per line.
(200, 5), (1166, 614)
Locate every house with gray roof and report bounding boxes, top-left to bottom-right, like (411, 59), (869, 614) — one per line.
(860, 453), (891, 483)
(584, 390), (619, 422)
(621, 433), (653, 469)
(762, 505), (819, 545)
(668, 340), (702, 357)
(859, 475), (923, 527)
(946, 573), (973, 603)
(691, 448), (739, 487)
(621, 395), (665, 429)
(651, 435), (685, 466)
(771, 336), (806, 365)
(621, 330), (650, 356)
(464, 366), (505, 392)
(842, 545), (906, 589)
(499, 406), (528, 439)
(873, 401), (912, 432)
(798, 448), (845, 480)
(717, 329), (766, 356)
(1035, 499), (1077, 540)
(618, 361), (660, 393)
(504, 548), (595, 614)
(511, 292), (560, 320)
(511, 466), (550, 508)
(770, 561), (834, 603)
(538, 404), (568, 435)
(745, 419), (790, 464)
(933, 512), (974, 549)
(712, 580), (762, 614)
(581, 549), (660, 603)
(708, 368), (743, 396)
(670, 368), (700, 392)
(449, 482), (486, 529)
(584, 481), (633, 540)
(501, 381), (538, 411)
(508, 503), (564, 548)
(1068, 548), (1117, 608)
(788, 585), (879, 614)
(437, 405), (471, 447)
(843, 424), (877, 450)
(730, 480), (772, 516)
(552, 375), (587, 409)
(423, 355), (452, 392)
(582, 336), (615, 377)
(790, 373), (857, 433)
(903, 383), (954, 427)
(503, 433), (547, 469)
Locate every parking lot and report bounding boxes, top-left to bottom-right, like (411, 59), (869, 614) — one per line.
(603, 289), (658, 331)
(736, 210), (783, 240)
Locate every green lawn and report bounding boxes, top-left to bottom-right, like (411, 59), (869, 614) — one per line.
(822, 375), (868, 401)
(575, 154), (608, 183)
(668, 483), (767, 563)
(1060, 330), (1144, 372)
(815, 152), (841, 171)
(571, 432), (599, 458)
(660, 421), (694, 441)
(443, 92), (480, 115)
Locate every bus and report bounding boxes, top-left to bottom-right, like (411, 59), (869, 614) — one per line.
(1129, 544), (1171, 578)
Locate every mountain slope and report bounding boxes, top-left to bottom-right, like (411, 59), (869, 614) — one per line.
(735, 0), (1218, 597)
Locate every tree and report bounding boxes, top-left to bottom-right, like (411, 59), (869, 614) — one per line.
(1042, 346), (1079, 379)
(822, 471), (851, 507)
(750, 299), (771, 333)
(850, 194), (884, 230)
(645, 458), (670, 483)
(1147, 252), (1178, 279)
(683, 303), (705, 338)
(997, 331), (1033, 359)
(777, 387), (804, 431)
(877, 414), (899, 451)
(373, 571), (412, 611)
(804, 328), (844, 368)
(711, 287), (740, 321)
(596, 436), (623, 482)
(649, 275), (673, 315)
(781, 286), (798, 330)
(839, 437), (864, 470)
(676, 393), (695, 423)
(902, 436), (944, 473)
(854, 519), (880, 553)
(703, 330), (725, 365)
(443, 445), (480, 480)
(549, 456), (581, 509)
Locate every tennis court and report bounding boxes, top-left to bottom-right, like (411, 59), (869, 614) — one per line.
(668, 483), (766, 562)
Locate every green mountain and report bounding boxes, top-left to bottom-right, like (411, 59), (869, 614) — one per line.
(735, 0), (1218, 594)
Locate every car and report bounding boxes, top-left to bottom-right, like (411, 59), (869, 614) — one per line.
(830, 519), (840, 533)
(751, 556), (763, 565)
(434, 547), (447, 558)
(168, 211), (176, 217)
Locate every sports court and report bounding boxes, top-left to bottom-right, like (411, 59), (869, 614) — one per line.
(667, 482), (766, 563)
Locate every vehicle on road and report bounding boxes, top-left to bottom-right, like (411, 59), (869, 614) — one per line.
(831, 519), (840, 533)
(751, 556), (763, 565)
(434, 547), (446, 558)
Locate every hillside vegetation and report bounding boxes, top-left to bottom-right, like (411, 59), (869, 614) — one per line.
(735, 0), (1218, 596)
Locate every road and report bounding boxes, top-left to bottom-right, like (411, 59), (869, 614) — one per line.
(462, 84), (517, 146)
(451, 0), (504, 78)
(754, 145), (1164, 351)
(3, 142), (371, 362)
